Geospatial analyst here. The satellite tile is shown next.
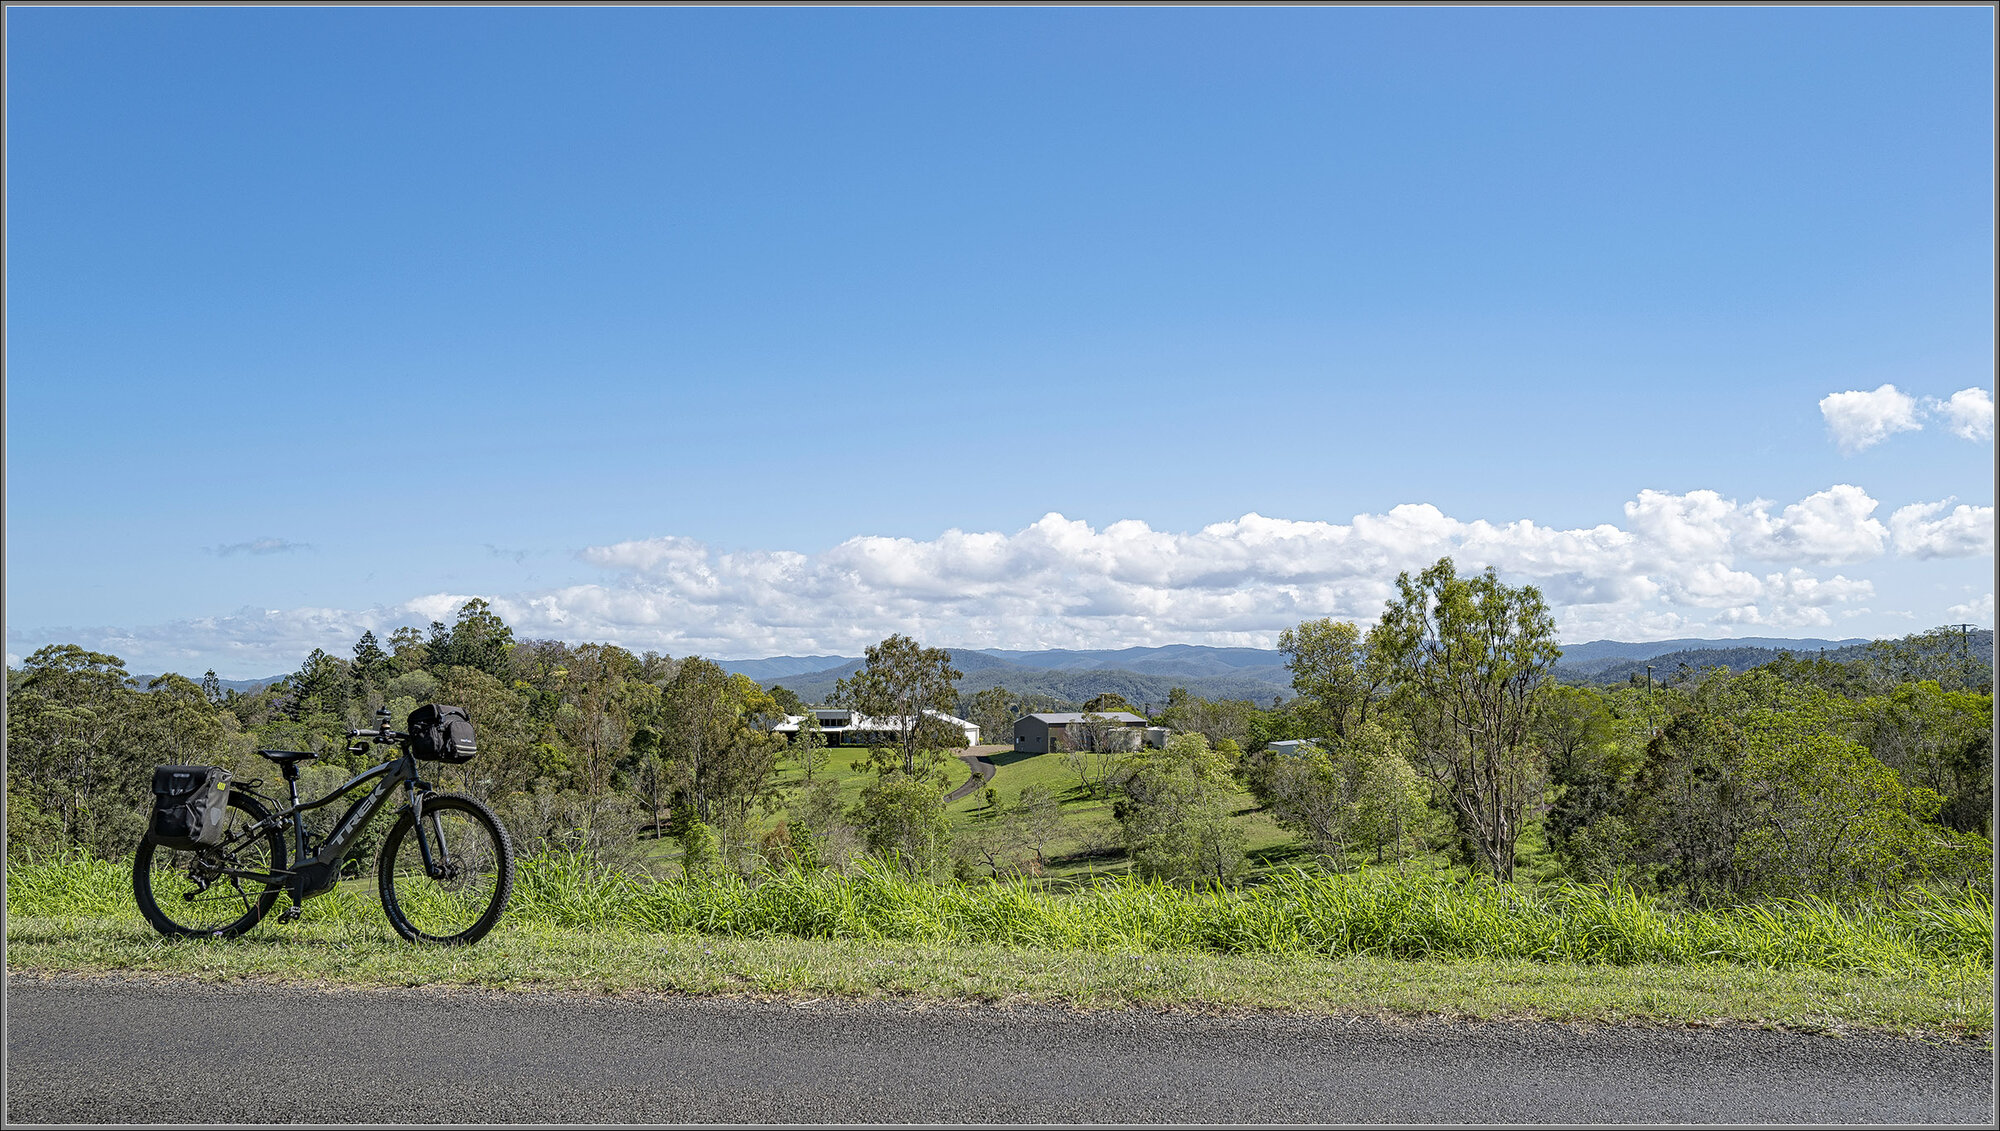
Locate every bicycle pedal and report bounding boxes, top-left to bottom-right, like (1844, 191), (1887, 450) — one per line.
(280, 906), (303, 923)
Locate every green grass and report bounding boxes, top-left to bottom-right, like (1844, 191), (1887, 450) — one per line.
(946, 746), (1295, 883)
(946, 748), (1125, 877)
(8, 853), (1990, 1039)
(636, 745), (981, 868)
(11, 914), (1989, 1039)
(644, 745), (1309, 883)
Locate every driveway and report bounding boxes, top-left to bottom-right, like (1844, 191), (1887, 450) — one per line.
(944, 743), (1007, 802)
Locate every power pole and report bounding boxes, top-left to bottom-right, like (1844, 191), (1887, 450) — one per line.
(1949, 623), (1976, 659)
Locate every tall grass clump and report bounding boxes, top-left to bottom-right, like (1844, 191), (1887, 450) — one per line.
(10, 852), (1990, 979)
(6, 853), (136, 919)
(494, 855), (1991, 976)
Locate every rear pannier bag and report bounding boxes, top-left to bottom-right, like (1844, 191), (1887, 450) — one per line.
(150, 765), (232, 850)
(407, 704), (477, 764)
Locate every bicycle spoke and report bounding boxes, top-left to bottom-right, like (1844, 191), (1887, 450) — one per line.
(379, 794), (512, 945)
(134, 793), (285, 939)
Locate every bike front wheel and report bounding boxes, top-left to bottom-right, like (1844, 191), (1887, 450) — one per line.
(377, 792), (513, 945)
(133, 792), (286, 939)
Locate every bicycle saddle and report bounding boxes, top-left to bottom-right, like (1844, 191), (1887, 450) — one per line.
(255, 749), (319, 765)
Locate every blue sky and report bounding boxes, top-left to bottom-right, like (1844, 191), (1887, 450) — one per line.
(6, 6), (1993, 678)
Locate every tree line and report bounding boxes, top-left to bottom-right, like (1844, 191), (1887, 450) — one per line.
(1230, 570), (1991, 900)
(7, 563), (1991, 905)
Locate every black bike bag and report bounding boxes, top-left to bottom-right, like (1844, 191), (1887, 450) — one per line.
(149, 765), (232, 850)
(407, 704), (477, 764)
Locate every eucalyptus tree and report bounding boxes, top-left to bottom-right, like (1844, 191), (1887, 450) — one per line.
(1156, 688), (1256, 749)
(1854, 680), (1992, 835)
(659, 658), (784, 851)
(834, 634), (964, 778)
(558, 642), (642, 799)
(964, 685), (1019, 749)
(436, 598), (515, 681)
(791, 710), (829, 781)
(434, 663), (536, 799)
(1278, 617), (1383, 743)
(6, 646), (145, 856)
(386, 625), (429, 675)
(1631, 671), (1991, 900)
(1368, 557), (1561, 881)
(1062, 712), (1138, 799)
(767, 684), (807, 717)
(1109, 732), (1246, 885)
(1258, 722), (1428, 872)
(1082, 692), (1139, 715)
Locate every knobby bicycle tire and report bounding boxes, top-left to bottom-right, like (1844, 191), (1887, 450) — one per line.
(133, 792), (286, 939)
(377, 792), (514, 945)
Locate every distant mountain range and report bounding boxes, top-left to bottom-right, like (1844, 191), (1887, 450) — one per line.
(130, 630), (1984, 705)
(707, 655), (856, 681)
(1553, 631), (1992, 686)
(1550, 636), (1870, 663)
(131, 674), (286, 694)
(721, 635), (1917, 705)
(716, 646), (1287, 708)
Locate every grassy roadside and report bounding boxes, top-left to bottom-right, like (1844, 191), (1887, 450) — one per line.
(11, 853), (1989, 1041)
(7, 909), (1990, 1042)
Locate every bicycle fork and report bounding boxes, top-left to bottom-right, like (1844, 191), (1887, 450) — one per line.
(406, 781), (455, 881)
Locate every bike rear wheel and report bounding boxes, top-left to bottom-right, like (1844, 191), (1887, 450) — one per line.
(377, 792), (513, 945)
(133, 793), (286, 939)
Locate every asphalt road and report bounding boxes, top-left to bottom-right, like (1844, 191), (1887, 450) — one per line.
(5, 973), (1993, 1125)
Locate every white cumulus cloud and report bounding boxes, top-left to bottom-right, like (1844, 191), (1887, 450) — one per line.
(14, 485), (1989, 677)
(1889, 499), (1997, 559)
(1818, 383), (1996, 452)
(1934, 387), (1995, 442)
(459, 486), (1905, 654)
(1622, 485), (1886, 566)
(1946, 593), (1994, 623)
(1820, 384), (1922, 454)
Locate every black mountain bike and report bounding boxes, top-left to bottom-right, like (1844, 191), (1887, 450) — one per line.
(132, 707), (514, 944)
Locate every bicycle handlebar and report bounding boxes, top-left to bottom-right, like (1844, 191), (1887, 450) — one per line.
(347, 727), (408, 742)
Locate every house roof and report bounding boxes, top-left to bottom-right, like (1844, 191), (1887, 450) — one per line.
(773, 709), (979, 732)
(1021, 712), (1148, 725)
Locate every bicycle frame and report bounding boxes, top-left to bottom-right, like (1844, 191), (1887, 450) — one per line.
(246, 749), (445, 908)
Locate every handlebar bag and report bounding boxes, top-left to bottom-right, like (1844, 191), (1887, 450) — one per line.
(407, 703), (478, 764)
(150, 765), (233, 850)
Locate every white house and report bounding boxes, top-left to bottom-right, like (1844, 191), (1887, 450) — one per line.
(1264, 738), (1325, 757)
(770, 707), (981, 747)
